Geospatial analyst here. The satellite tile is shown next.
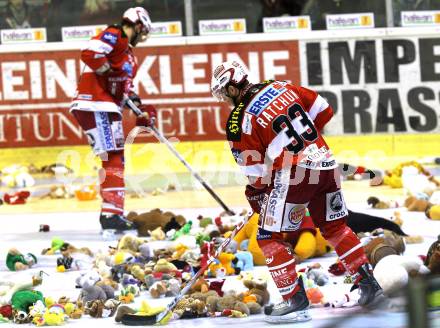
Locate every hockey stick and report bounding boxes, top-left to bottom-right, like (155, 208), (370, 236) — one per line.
(120, 212), (253, 325)
(125, 98), (235, 215)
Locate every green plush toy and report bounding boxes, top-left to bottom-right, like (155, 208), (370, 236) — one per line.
(6, 249), (37, 271)
(172, 221), (193, 240)
(11, 290), (44, 312)
(42, 237), (65, 255)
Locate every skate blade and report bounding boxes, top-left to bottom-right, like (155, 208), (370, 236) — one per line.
(264, 310), (312, 324)
(364, 292), (388, 310)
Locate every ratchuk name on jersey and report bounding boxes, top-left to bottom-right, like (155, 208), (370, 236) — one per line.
(245, 81), (299, 128)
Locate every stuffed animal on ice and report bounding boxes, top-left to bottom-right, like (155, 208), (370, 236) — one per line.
(76, 271), (115, 304)
(1, 165), (35, 188)
(234, 212), (332, 265)
(425, 236), (440, 274)
(6, 248), (37, 271)
(126, 209), (186, 237)
(373, 255), (430, 296)
(382, 161), (439, 189)
(0, 272), (43, 306)
(283, 209), (331, 260)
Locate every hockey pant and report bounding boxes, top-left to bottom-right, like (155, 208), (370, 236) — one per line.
(257, 166), (369, 300)
(72, 110), (125, 216)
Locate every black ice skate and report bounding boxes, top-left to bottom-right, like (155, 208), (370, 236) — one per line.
(100, 213), (136, 232)
(264, 278), (311, 324)
(354, 263), (386, 307)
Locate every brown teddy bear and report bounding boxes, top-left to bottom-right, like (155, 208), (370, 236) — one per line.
(242, 278), (270, 308)
(116, 234), (146, 256)
(173, 296), (207, 318)
(425, 235), (440, 274)
(404, 196), (431, 212)
(126, 209), (186, 237)
(206, 294), (251, 316)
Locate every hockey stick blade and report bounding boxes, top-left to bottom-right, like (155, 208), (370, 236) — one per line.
(120, 213), (252, 325)
(121, 313), (159, 326)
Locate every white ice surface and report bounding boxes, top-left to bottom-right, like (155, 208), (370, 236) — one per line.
(0, 204), (439, 328)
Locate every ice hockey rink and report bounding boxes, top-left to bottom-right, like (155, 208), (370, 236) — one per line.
(1, 181), (439, 328)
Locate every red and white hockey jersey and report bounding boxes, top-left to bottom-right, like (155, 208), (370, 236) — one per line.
(71, 25), (138, 114)
(226, 80), (336, 188)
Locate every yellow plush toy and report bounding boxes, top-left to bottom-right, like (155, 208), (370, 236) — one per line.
(427, 205), (440, 220)
(218, 253), (236, 275)
(383, 161), (435, 189)
(234, 213), (266, 265)
(234, 212), (331, 265)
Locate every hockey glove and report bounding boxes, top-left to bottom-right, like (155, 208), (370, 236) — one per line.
(245, 184), (267, 214)
(128, 91), (141, 106)
(136, 104), (157, 127)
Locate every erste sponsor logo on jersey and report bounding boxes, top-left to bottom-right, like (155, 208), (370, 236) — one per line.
(101, 31), (118, 45)
(246, 82), (287, 116)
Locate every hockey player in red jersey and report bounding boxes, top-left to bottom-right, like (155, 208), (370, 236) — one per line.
(70, 7), (157, 231)
(211, 61), (384, 323)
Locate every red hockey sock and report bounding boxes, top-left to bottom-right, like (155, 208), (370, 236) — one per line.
(99, 151), (125, 216)
(257, 231), (299, 300)
(323, 224), (369, 277)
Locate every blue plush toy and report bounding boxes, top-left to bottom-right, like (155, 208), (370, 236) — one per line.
(234, 240), (254, 271)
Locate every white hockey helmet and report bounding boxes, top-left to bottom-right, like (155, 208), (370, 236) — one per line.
(211, 61), (249, 105)
(122, 7), (152, 35)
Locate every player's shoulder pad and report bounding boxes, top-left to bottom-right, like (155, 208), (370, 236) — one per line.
(100, 25), (122, 46)
(226, 102), (245, 142)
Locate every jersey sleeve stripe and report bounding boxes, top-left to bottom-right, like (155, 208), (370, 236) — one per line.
(267, 130), (293, 161)
(84, 39), (114, 54)
(308, 94), (329, 121)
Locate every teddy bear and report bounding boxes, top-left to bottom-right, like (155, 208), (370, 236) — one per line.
(126, 209), (186, 237)
(84, 299), (120, 318)
(76, 271), (115, 304)
(233, 213), (266, 265)
(206, 294), (251, 316)
(0, 271), (43, 307)
(367, 196), (399, 209)
(382, 161), (439, 189)
(205, 276), (269, 317)
(116, 234), (146, 256)
(425, 235), (440, 274)
(283, 210), (332, 260)
(242, 277), (270, 308)
(404, 195), (431, 212)
(149, 279), (180, 298)
(144, 259), (181, 289)
(173, 296), (207, 319)
(40, 185), (73, 199)
(363, 236), (400, 268)
(373, 254), (430, 296)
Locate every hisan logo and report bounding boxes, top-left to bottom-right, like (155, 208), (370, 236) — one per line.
(101, 32), (118, 45)
(246, 83), (286, 116)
